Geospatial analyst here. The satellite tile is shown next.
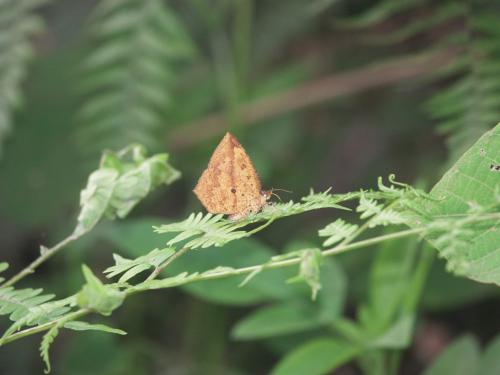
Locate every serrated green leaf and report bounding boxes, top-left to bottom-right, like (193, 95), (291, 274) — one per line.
(422, 124), (500, 284)
(64, 321), (126, 335)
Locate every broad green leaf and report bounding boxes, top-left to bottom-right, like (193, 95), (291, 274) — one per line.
(423, 335), (479, 375)
(231, 301), (322, 340)
(271, 338), (360, 375)
(231, 258), (346, 340)
(365, 235), (419, 328)
(423, 123), (500, 284)
(76, 265), (125, 315)
(316, 258), (347, 323)
(478, 333), (500, 375)
(370, 314), (415, 349)
(64, 321), (127, 335)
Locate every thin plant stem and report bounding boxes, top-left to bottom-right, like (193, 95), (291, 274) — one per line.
(2, 227), (425, 346)
(146, 246), (190, 281)
(2, 232), (83, 288)
(246, 218), (275, 236)
(1, 309), (90, 345)
(193, 228), (425, 282)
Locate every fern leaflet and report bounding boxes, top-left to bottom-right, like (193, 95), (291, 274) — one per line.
(78, 0), (195, 154)
(0, 0), (48, 152)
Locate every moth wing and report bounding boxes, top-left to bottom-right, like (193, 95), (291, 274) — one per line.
(232, 142), (265, 214)
(193, 134), (237, 214)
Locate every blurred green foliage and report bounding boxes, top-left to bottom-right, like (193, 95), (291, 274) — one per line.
(0, 0), (499, 374)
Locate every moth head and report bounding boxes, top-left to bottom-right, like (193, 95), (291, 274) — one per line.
(261, 188), (291, 202)
(261, 190), (273, 202)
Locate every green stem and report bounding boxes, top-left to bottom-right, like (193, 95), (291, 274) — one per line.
(246, 218), (275, 235)
(2, 227), (425, 346)
(1, 309), (90, 345)
(146, 246), (191, 281)
(184, 227), (425, 283)
(2, 231), (83, 288)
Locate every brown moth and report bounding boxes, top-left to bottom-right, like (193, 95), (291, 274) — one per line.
(193, 132), (271, 220)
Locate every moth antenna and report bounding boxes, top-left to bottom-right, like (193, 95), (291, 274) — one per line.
(271, 188), (292, 194)
(270, 191), (282, 201)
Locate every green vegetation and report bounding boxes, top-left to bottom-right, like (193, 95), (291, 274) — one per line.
(0, 1), (499, 374)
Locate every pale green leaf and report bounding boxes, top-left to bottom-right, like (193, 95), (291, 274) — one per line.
(104, 247), (175, 283)
(318, 219), (358, 247)
(64, 321), (127, 335)
(75, 168), (118, 235)
(287, 249), (323, 300)
(76, 265), (125, 315)
(131, 272), (199, 292)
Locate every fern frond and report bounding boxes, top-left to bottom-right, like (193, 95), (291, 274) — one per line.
(368, 208), (407, 228)
(356, 194), (383, 219)
(104, 247), (175, 283)
(0, 287), (55, 321)
(318, 219), (359, 247)
(0, 262), (74, 343)
(155, 213), (248, 250)
(78, 0), (195, 154)
(40, 321), (60, 374)
(238, 189), (352, 223)
(1, 295), (73, 340)
(0, 0), (48, 153)
(425, 11), (500, 160)
(341, 0), (498, 160)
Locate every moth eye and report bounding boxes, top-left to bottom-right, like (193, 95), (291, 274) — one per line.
(231, 188), (236, 193)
